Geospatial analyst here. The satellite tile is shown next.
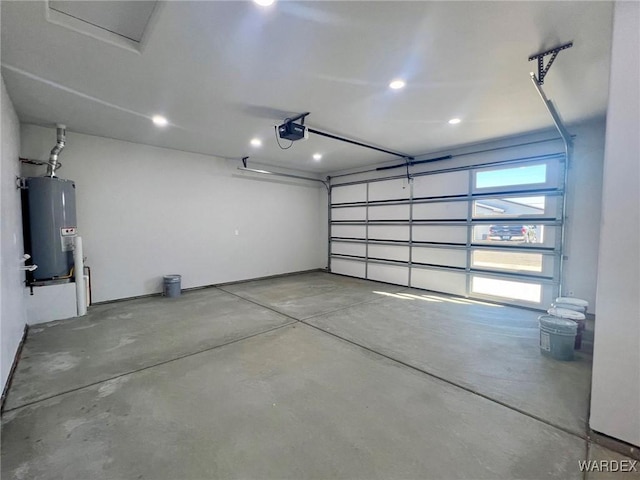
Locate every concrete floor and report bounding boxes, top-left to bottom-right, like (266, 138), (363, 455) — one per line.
(2, 271), (637, 479)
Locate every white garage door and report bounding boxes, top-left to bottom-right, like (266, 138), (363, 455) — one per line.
(329, 154), (566, 307)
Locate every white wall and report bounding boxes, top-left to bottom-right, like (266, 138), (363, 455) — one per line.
(1, 76), (28, 391)
(590, 1), (640, 448)
(328, 120), (606, 310)
(21, 125), (327, 303)
(563, 119), (605, 306)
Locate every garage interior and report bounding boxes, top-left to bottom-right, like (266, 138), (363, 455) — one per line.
(1, 1), (638, 479)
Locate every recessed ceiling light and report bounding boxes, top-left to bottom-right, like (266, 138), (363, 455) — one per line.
(448, 118), (461, 125)
(152, 115), (168, 127)
(250, 138), (262, 147)
(254, 0), (275, 6)
(313, 153), (322, 161)
(389, 79), (406, 90)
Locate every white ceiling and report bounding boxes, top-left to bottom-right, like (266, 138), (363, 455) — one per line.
(1, 1), (613, 173)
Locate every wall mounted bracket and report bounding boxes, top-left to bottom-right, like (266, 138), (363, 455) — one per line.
(528, 42), (573, 85)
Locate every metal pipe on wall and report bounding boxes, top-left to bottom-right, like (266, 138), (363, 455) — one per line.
(74, 236), (87, 316)
(46, 124), (66, 177)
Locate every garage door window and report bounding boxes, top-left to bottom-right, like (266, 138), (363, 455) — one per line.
(471, 250), (543, 273)
(475, 164), (546, 189)
(471, 276), (542, 303)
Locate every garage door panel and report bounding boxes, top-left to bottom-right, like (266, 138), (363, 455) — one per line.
(368, 179), (410, 201)
(369, 225), (410, 241)
(331, 207), (367, 221)
(367, 263), (409, 286)
(412, 247), (466, 268)
(413, 171), (469, 198)
(331, 242), (366, 257)
(331, 258), (366, 278)
(368, 204), (410, 220)
(332, 184), (367, 204)
(368, 244), (410, 262)
(329, 156), (564, 307)
(411, 268), (466, 296)
(412, 225), (467, 243)
(413, 201), (468, 220)
(332, 225), (366, 239)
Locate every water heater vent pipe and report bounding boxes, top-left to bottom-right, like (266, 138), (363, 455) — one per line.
(46, 124), (66, 177)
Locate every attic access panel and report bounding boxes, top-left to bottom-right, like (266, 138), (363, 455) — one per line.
(49, 1), (157, 43)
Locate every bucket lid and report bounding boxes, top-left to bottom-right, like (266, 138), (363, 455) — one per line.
(539, 315), (578, 333)
(552, 302), (586, 312)
(555, 297), (589, 308)
(164, 274), (181, 281)
(547, 307), (585, 320)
